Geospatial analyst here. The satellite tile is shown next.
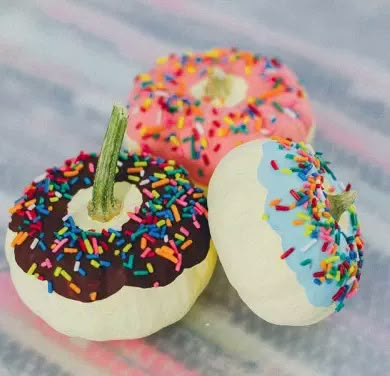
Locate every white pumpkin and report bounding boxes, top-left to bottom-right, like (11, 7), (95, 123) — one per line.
(5, 105), (216, 340)
(208, 138), (364, 326)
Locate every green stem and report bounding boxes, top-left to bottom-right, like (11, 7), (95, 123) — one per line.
(205, 67), (232, 101)
(88, 104), (128, 222)
(328, 190), (357, 222)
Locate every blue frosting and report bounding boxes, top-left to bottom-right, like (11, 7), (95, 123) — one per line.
(258, 140), (362, 309)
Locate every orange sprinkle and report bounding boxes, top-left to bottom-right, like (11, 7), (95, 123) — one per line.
(156, 247), (178, 264)
(9, 204), (23, 214)
(322, 212), (331, 218)
(259, 85), (285, 100)
(292, 220), (304, 226)
(74, 163), (84, 171)
(166, 218), (172, 227)
(193, 193), (203, 199)
(269, 198), (281, 207)
(181, 240), (193, 250)
(64, 170), (79, 177)
(127, 167), (143, 173)
(330, 244), (338, 255)
(69, 283), (81, 294)
(24, 199), (36, 207)
(48, 206), (53, 211)
(140, 126), (164, 136)
(152, 178), (169, 188)
(89, 292), (97, 301)
(11, 232), (23, 247)
(140, 237), (147, 250)
(160, 246), (175, 255)
(255, 118), (262, 131)
(64, 247), (78, 254)
(171, 204), (181, 222)
(289, 202), (297, 209)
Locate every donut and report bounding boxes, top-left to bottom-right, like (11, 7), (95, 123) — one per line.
(208, 137), (364, 326)
(126, 47), (315, 187)
(5, 105), (216, 340)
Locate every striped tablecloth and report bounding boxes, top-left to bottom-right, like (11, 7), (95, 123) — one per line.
(1, 1), (389, 375)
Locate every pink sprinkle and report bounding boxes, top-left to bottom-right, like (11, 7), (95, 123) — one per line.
(187, 188), (194, 195)
(169, 240), (179, 254)
(153, 282), (160, 287)
(193, 221), (200, 229)
(346, 289), (358, 299)
(194, 206), (203, 215)
(141, 247), (152, 258)
(180, 227), (189, 236)
(170, 179), (178, 186)
(128, 213), (143, 223)
(88, 163), (95, 173)
(26, 211), (33, 220)
(52, 238), (68, 253)
(176, 199), (188, 207)
(175, 254), (182, 272)
(142, 188), (154, 199)
(195, 202), (206, 213)
(92, 237), (99, 254)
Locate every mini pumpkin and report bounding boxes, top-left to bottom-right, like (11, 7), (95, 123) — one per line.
(5, 105), (216, 340)
(208, 138), (364, 326)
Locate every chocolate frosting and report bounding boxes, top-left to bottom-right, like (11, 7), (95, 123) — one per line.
(9, 152), (211, 302)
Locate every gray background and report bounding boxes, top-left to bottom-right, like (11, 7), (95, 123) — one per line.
(0, 0), (389, 375)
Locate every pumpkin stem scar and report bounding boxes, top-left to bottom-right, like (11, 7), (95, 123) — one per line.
(328, 190), (357, 222)
(88, 104), (128, 222)
(204, 67), (232, 102)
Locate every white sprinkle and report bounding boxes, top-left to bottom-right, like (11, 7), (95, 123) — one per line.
(27, 204), (36, 211)
(62, 214), (70, 221)
(195, 122), (204, 135)
(140, 179), (150, 186)
(33, 173), (47, 183)
(145, 202), (150, 208)
(130, 107), (139, 116)
(283, 108), (297, 118)
(154, 90), (169, 97)
(117, 161), (123, 167)
(74, 261), (80, 272)
(156, 109), (162, 124)
(30, 238), (39, 250)
(164, 234), (168, 243)
(316, 188), (326, 202)
(300, 239), (317, 253)
(306, 144), (315, 155)
(338, 181), (346, 191)
(55, 191), (63, 198)
(346, 276), (356, 286)
(140, 170), (145, 177)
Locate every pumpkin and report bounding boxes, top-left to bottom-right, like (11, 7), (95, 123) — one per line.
(208, 138), (364, 326)
(126, 47), (316, 188)
(5, 105), (216, 340)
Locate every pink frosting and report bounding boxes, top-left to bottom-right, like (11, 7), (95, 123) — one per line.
(127, 48), (315, 186)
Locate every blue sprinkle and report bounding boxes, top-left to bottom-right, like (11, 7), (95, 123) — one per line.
(76, 251), (83, 261)
(297, 196), (310, 206)
(86, 254), (99, 259)
(100, 260), (111, 267)
(48, 281), (53, 293)
(78, 268), (87, 276)
(313, 278), (321, 285)
(56, 253), (64, 261)
(38, 240), (47, 251)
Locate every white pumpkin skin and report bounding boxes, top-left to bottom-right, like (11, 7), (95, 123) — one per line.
(5, 229), (216, 341)
(208, 140), (335, 326)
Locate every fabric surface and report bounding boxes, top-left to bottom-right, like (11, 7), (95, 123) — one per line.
(0, 0), (389, 375)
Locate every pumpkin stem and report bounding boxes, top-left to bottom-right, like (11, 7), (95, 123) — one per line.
(205, 67), (232, 101)
(88, 104), (128, 222)
(328, 190), (357, 222)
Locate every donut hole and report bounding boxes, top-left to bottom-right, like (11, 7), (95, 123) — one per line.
(67, 182), (142, 232)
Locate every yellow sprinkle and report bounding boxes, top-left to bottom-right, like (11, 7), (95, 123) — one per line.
(49, 197), (59, 203)
(114, 249), (120, 256)
(123, 243), (132, 253)
(69, 283), (81, 294)
(324, 256), (340, 264)
(326, 273), (334, 280)
(90, 260), (100, 268)
(134, 161), (147, 167)
(139, 73), (152, 80)
(84, 239), (94, 254)
(128, 175), (141, 182)
(156, 55), (168, 64)
(154, 173), (166, 179)
(146, 263), (154, 273)
(98, 246), (104, 254)
(58, 226), (68, 236)
(27, 263), (37, 275)
(54, 266), (62, 277)
(152, 190), (160, 198)
(157, 220), (166, 227)
(164, 166), (174, 171)
(169, 135), (180, 146)
(60, 270), (72, 282)
(262, 214), (269, 220)
(223, 116), (234, 125)
(335, 271), (341, 281)
(200, 138), (208, 148)
(174, 233), (185, 241)
(168, 160), (176, 166)
(280, 168), (292, 174)
(186, 65), (196, 73)
(108, 233), (116, 243)
(244, 65), (251, 75)
(154, 204), (163, 210)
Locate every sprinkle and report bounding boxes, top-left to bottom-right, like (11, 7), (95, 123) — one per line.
(146, 263), (154, 273)
(300, 239), (317, 253)
(90, 292), (97, 301)
(60, 270), (72, 281)
(171, 204), (181, 221)
(69, 283), (81, 294)
(27, 263), (37, 275)
(90, 260), (100, 268)
(270, 160), (279, 170)
(48, 281), (53, 293)
(269, 198), (281, 207)
(300, 258), (312, 266)
(152, 178), (170, 188)
(280, 247), (295, 259)
(275, 205), (290, 211)
(181, 239), (193, 250)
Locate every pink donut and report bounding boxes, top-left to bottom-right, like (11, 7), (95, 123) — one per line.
(127, 48), (315, 187)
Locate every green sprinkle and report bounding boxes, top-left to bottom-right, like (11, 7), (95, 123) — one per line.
(133, 270), (149, 276)
(272, 101), (284, 112)
(300, 259), (312, 266)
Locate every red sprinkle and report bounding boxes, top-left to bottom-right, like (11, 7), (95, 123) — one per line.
(270, 160), (279, 170)
(313, 271), (325, 278)
(289, 189), (300, 200)
(202, 154), (210, 166)
(345, 183), (351, 192)
(275, 205), (290, 211)
(332, 286), (346, 301)
(248, 104), (260, 116)
(321, 242), (329, 252)
(280, 247), (295, 259)
(213, 144), (221, 152)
